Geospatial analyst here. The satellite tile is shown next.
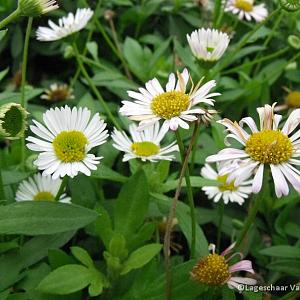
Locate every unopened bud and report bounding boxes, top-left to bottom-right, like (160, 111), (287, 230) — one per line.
(0, 103), (28, 140)
(18, 0), (59, 17)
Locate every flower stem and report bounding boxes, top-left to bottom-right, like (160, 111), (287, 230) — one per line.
(0, 169), (5, 200)
(94, 19), (132, 80)
(216, 201), (225, 252)
(72, 43), (121, 130)
(20, 17), (33, 170)
(175, 129), (197, 258)
(163, 122), (200, 300)
(0, 7), (21, 30)
(55, 176), (68, 201)
(234, 193), (260, 250)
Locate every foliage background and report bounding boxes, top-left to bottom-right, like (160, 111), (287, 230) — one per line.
(0, 0), (300, 299)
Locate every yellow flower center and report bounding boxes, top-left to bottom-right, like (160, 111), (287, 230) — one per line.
(217, 174), (237, 192)
(191, 254), (230, 285)
(131, 141), (160, 157)
(33, 191), (55, 201)
(151, 91), (190, 119)
(245, 130), (293, 164)
(53, 130), (88, 163)
(235, 0), (253, 12)
(286, 91), (300, 108)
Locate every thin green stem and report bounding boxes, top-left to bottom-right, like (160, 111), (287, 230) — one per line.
(94, 19), (132, 79)
(72, 43), (121, 130)
(21, 17), (33, 108)
(20, 17), (33, 170)
(234, 193), (260, 249)
(216, 201), (225, 252)
(253, 10), (284, 75)
(222, 47), (289, 75)
(0, 7), (21, 30)
(71, 0), (101, 87)
(213, 0), (222, 28)
(211, 8), (281, 77)
(175, 129), (196, 258)
(164, 123), (199, 300)
(55, 176), (68, 201)
(0, 169), (5, 200)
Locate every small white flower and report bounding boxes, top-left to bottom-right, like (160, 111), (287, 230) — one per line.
(120, 68), (220, 131)
(41, 83), (75, 102)
(224, 0), (268, 22)
(112, 122), (179, 162)
(187, 28), (230, 62)
(18, 0), (59, 17)
(36, 8), (94, 42)
(16, 173), (70, 203)
(207, 103), (300, 198)
(201, 161), (252, 205)
(26, 105), (108, 179)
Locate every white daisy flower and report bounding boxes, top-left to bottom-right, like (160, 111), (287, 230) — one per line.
(111, 122), (179, 162)
(187, 28), (230, 62)
(26, 105), (108, 179)
(16, 173), (70, 203)
(18, 0), (59, 17)
(201, 161), (252, 205)
(41, 83), (75, 102)
(224, 0), (268, 22)
(119, 68), (220, 131)
(206, 103), (300, 198)
(36, 8), (94, 42)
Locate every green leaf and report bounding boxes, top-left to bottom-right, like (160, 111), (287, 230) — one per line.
(0, 67), (9, 82)
(109, 233), (127, 258)
(0, 202), (98, 235)
(121, 243), (162, 275)
(260, 245), (300, 259)
(114, 170), (150, 241)
(37, 264), (92, 295)
(94, 204), (114, 249)
(71, 247), (94, 268)
(91, 164), (128, 183)
(152, 193), (209, 257)
(0, 29), (7, 41)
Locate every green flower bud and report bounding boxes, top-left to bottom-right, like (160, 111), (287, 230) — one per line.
(288, 35), (300, 50)
(285, 61), (298, 70)
(0, 103), (28, 140)
(18, 0), (59, 17)
(279, 0), (300, 12)
(25, 154), (39, 171)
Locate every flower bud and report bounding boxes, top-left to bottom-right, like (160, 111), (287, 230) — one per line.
(279, 0), (300, 12)
(0, 103), (28, 140)
(288, 35), (300, 50)
(18, 0), (59, 17)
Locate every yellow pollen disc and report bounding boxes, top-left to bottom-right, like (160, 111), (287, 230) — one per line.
(286, 91), (300, 108)
(151, 91), (190, 119)
(217, 174), (237, 192)
(235, 0), (253, 12)
(191, 254), (230, 285)
(33, 191), (55, 201)
(131, 141), (160, 157)
(53, 130), (88, 163)
(245, 130), (293, 164)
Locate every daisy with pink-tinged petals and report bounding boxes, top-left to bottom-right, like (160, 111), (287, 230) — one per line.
(119, 68), (220, 131)
(191, 243), (256, 290)
(206, 103), (300, 198)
